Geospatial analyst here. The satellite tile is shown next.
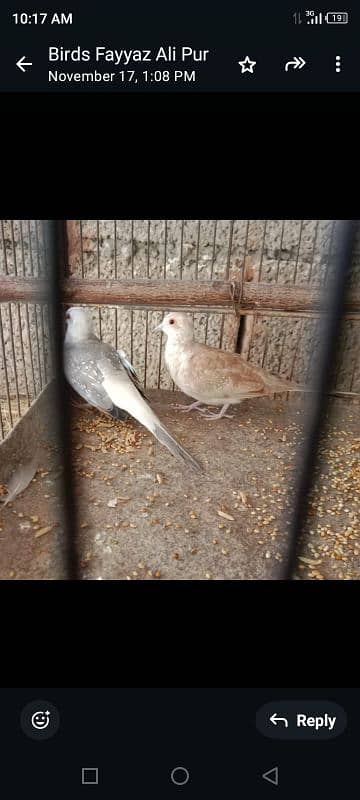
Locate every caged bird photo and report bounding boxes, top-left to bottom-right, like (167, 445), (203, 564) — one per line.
(0, 220), (359, 581)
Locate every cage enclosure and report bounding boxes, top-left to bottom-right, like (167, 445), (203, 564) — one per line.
(0, 220), (359, 580)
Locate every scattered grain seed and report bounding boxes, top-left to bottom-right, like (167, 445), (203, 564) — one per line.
(34, 525), (53, 538)
(217, 510), (234, 521)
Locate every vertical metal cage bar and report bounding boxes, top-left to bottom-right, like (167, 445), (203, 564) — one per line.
(211, 219), (218, 277)
(157, 220), (168, 389)
(45, 220), (79, 579)
(307, 219), (320, 283)
(147, 219), (151, 278)
(277, 328), (289, 380)
(11, 220), (30, 409)
(0, 389), (4, 439)
(195, 219), (201, 281)
(219, 314), (225, 350)
(0, 304), (13, 429)
(293, 219), (304, 284)
(20, 221), (37, 399)
(27, 221), (33, 274)
(1, 220), (9, 276)
(144, 220), (151, 386)
(29, 221), (43, 394)
(289, 318), (305, 387)
(246, 220), (267, 364)
(180, 219), (184, 280)
(239, 218), (251, 303)
(258, 219), (268, 282)
(1, 222), (21, 417)
(34, 221), (45, 389)
(144, 310), (149, 388)
(324, 219), (337, 286)
(205, 220), (218, 345)
(226, 219), (234, 279)
(275, 219), (286, 283)
(163, 219), (168, 278)
(114, 220), (118, 350)
(130, 220), (134, 364)
(349, 347), (359, 391)
(79, 220), (84, 278)
(40, 222), (49, 383)
(261, 332), (269, 369)
(96, 219), (102, 339)
(284, 220), (357, 580)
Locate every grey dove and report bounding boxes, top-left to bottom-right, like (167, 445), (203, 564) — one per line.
(156, 312), (309, 420)
(64, 307), (201, 471)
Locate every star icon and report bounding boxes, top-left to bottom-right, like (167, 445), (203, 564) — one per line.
(238, 56), (257, 74)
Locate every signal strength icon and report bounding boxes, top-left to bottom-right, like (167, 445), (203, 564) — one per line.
(305, 9), (323, 23)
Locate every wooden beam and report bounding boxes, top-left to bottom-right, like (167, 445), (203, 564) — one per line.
(0, 277), (49, 302)
(0, 276), (360, 316)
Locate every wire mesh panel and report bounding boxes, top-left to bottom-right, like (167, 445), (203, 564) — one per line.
(0, 221), (53, 440)
(66, 220), (244, 390)
(1, 219), (358, 440)
(65, 219), (360, 394)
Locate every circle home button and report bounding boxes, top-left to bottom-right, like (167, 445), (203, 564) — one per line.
(171, 767), (190, 786)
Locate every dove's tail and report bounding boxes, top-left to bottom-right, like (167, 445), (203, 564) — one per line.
(152, 421), (202, 472)
(267, 375), (313, 394)
(284, 384), (312, 393)
(99, 359), (202, 472)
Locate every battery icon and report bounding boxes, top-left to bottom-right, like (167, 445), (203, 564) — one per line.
(325, 11), (349, 23)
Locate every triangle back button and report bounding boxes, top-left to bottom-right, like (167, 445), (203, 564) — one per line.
(262, 767), (279, 786)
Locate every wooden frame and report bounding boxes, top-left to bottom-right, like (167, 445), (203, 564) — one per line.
(1, 276), (359, 318)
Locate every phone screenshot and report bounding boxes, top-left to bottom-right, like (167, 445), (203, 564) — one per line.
(0, 7), (359, 799)
(0, 1), (359, 584)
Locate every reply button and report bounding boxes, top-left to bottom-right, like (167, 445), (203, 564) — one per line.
(256, 701), (347, 740)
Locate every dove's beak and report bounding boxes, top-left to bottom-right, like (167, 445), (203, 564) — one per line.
(154, 322), (163, 333)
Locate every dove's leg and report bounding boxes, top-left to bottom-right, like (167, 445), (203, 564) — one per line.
(201, 403), (233, 420)
(174, 399), (205, 413)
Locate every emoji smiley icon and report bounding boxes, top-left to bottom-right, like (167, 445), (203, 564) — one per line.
(31, 710), (50, 730)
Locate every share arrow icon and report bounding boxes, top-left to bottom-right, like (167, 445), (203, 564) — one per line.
(285, 56), (306, 71)
(262, 766), (279, 786)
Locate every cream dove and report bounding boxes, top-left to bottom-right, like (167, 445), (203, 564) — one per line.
(156, 312), (309, 420)
(64, 307), (201, 471)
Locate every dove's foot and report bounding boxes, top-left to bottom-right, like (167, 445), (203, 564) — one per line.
(173, 400), (205, 413)
(201, 404), (233, 420)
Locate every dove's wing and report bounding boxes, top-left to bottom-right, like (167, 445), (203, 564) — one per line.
(175, 343), (266, 400)
(176, 342), (306, 400)
(117, 349), (150, 402)
(0, 453), (38, 507)
(64, 340), (129, 419)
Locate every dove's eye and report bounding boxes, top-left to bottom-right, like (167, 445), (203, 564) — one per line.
(169, 319), (175, 325)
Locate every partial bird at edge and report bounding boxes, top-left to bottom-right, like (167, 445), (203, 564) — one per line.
(0, 452), (39, 508)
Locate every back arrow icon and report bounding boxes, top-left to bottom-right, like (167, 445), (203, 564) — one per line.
(285, 56), (306, 71)
(270, 713), (288, 727)
(16, 56), (33, 73)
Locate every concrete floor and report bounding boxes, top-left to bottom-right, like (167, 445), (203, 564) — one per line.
(0, 390), (359, 580)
